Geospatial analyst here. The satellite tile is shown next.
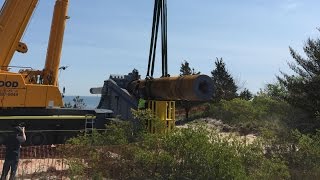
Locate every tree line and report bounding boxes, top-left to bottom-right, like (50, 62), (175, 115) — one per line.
(180, 29), (320, 133)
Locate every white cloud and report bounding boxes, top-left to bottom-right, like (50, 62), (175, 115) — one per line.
(282, 0), (300, 11)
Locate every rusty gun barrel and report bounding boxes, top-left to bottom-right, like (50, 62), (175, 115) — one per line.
(128, 75), (213, 101)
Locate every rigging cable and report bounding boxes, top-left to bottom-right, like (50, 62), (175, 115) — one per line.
(146, 0), (168, 79)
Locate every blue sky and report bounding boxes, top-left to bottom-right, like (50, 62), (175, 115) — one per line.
(1, 0), (319, 96)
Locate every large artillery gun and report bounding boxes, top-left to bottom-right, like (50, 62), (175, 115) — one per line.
(90, 70), (213, 120)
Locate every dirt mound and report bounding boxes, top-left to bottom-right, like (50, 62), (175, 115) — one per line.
(177, 118), (234, 132)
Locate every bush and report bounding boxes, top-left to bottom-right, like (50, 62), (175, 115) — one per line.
(260, 128), (320, 179)
(63, 123), (130, 178)
(205, 97), (295, 135)
(63, 112), (290, 179)
(287, 130), (320, 178)
(206, 99), (257, 125)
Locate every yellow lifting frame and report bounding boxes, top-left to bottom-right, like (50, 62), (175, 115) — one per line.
(147, 100), (175, 133)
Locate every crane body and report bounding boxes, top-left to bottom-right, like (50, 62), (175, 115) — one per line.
(0, 0), (69, 108)
(0, 0), (112, 145)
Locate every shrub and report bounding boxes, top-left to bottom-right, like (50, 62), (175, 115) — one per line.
(63, 117), (290, 179)
(288, 130), (320, 178)
(205, 97), (295, 134)
(260, 128), (320, 179)
(206, 99), (254, 124)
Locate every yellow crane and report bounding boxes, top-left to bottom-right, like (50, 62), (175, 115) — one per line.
(0, 0), (105, 146)
(0, 0), (69, 108)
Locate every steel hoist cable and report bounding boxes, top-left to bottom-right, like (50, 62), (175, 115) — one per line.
(146, 0), (168, 79)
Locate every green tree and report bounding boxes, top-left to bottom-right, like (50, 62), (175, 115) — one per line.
(239, 88), (253, 100)
(64, 102), (72, 108)
(178, 60), (201, 119)
(257, 83), (287, 100)
(278, 30), (320, 130)
(180, 60), (192, 75)
(179, 60), (200, 76)
(64, 96), (87, 109)
(211, 57), (238, 101)
(73, 96), (86, 109)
